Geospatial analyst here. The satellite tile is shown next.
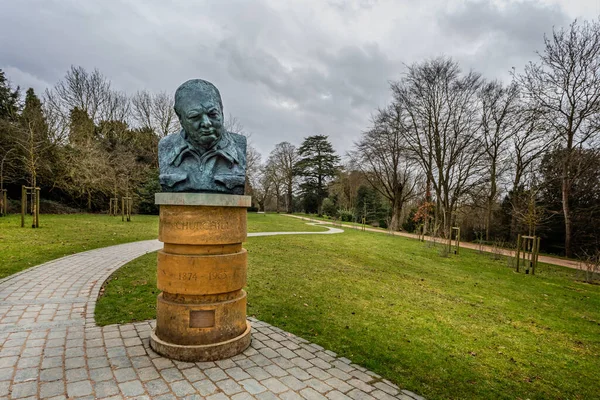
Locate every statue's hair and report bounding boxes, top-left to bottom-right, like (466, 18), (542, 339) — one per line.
(174, 79), (223, 116)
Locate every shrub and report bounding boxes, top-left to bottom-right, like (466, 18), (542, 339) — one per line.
(338, 209), (353, 222)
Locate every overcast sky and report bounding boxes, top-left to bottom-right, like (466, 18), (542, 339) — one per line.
(1, 0), (599, 158)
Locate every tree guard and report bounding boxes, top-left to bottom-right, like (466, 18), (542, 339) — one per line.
(21, 185), (40, 228)
(515, 235), (541, 275)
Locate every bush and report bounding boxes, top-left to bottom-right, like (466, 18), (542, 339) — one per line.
(322, 198), (338, 218)
(338, 209), (353, 222)
(247, 206), (259, 212)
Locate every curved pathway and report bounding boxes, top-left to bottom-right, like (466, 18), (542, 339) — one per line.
(0, 224), (421, 400)
(289, 216), (582, 270)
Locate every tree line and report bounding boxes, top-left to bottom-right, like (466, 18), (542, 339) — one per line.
(252, 18), (600, 258)
(1, 17), (599, 257)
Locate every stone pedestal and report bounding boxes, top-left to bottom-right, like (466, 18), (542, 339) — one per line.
(150, 193), (252, 361)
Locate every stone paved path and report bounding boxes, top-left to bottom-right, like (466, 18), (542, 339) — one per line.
(0, 227), (422, 400)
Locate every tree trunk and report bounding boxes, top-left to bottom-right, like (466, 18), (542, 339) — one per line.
(286, 183), (293, 213)
(389, 197), (403, 231)
(562, 172), (572, 257)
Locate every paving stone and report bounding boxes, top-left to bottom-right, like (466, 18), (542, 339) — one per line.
(40, 367), (63, 382)
(170, 380), (197, 396)
(348, 379), (374, 393)
(371, 390), (399, 400)
(207, 393), (230, 400)
(328, 369), (352, 381)
(347, 389), (375, 400)
(401, 390), (425, 400)
(65, 368), (88, 382)
(204, 367), (228, 382)
(232, 392), (257, 400)
(89, 367), (113, 382)
(300, 387), (328, 400)
(307, 378), (334, 394)
(192, 379), (218, 396)
(14, 367), (40, 383)
(118, 380), (145, 396)
(64, 357), (85, 370)
(264, 364), (288, 378)
(182, 367), (206, 382)
(280, 375), (308, 391)
(261, 377), (289, 394)
(372, 382), (398, 396)
(307, 367), (332, 380)
(220, 366), (250, 381)
(145, 378), (170, 396)
(246, 366), (272, 381)
(11, 381), (39, 398)
(138, 366), (161, 382)
(257, 391), (280, 400)
(216, 378), (244, 395)
(40, 380), (65, 398)
(0, 381), (9, 397)
(161, 367), (185, 383)
(94, 380), (120, 398)
(239, 378), (268, 394)
(67, 380), (93, 397)
(326, 390), (352, 400)
(325, 378), (353, 393)
(350, 370), (372, 383)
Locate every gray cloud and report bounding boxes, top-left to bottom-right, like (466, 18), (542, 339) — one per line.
(0, 0), (592, 158)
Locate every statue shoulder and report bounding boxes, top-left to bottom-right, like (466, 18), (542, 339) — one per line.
(159, 131), (183, 150)
(158, 131), (186, 168)
(229, 132), (247, 152)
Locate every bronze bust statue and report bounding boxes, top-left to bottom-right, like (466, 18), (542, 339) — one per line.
(158, 79), (246, 194)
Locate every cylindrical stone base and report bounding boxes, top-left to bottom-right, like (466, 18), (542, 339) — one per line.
(150, 193), (252, 361)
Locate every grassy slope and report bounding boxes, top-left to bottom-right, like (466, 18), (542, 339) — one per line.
(96, 219), (600, 400)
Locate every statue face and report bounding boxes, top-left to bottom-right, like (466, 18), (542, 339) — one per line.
(177, 96), (224, 149)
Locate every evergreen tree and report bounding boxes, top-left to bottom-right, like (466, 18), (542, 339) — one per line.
(295, 135), (340, 215)
(0, 69), (20, 121)
(16, 88), (53, 187)
(69, 107), (96, 145)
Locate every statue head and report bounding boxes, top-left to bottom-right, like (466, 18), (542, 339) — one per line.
(174, 79), (224, 150)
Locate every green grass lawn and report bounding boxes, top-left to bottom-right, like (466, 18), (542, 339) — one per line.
(96, 217), (600, 400)
(0, 213), (324, 279)
(247, 212), (327, 233)
(0, 214), (159, 279)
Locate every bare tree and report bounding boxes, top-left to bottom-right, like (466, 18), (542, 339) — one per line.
(131, 90), (153, 129)
(351, 105), (418, 230)
(245, 143), (262, 197)
(507, 104), (552, 238)
(131, 90), (178, 136)
(479, 80), (520, 240)
(517, 19), (600, 256)
(224, 114), (246, 136)
(252, 163), (273, 212)
(392, 57), (484, 235)
(131, 90), (178, 137)
(45, 66), (112, 124)
(267, 142), (298, 213)
(265, 157), (285, 212)
(101, 90), (130, 123)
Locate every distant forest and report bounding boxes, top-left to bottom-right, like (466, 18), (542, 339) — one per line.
(1, 17), (599, 258)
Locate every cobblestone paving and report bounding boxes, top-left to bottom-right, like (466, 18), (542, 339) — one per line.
(0, 238), (424, 400)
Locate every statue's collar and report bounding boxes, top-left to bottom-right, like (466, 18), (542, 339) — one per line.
(172, 130), (239, 167)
